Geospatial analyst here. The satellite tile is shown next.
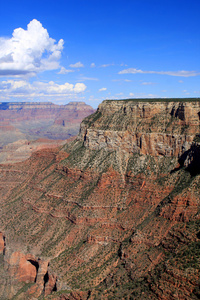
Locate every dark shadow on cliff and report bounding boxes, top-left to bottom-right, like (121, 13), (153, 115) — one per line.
(170, 142), (200, 177)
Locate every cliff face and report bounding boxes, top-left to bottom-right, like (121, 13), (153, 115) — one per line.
(79, 100), (200, 157)
(0, 99), (200, 300)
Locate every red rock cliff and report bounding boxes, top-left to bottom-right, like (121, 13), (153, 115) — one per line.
(0, 99), (199, 300)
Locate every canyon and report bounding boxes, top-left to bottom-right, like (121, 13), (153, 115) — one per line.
(0, 101), (95, 163)
(0, 98), (199, 299)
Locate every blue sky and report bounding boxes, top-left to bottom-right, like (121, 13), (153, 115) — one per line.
(0, 0), (199, 108)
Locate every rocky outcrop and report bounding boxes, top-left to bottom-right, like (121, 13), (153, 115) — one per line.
(8, 252), (38, 283)
(0, 232), (5, 254)
(5, 250), (57, 298)
(79, 100), (200, 157)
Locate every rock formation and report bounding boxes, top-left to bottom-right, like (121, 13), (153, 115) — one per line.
(0, 98), (199, 299)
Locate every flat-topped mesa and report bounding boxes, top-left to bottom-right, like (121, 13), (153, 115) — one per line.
(79, 99), (200, 157)
(0, 102), (55, 110)
(0, 101), (93, 111)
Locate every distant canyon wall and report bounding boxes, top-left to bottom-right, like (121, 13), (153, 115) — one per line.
(0, 101), (95, 126)
(0, 101), (95, 163)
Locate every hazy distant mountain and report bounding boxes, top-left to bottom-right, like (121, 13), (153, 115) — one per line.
(0, 101), (95, 163)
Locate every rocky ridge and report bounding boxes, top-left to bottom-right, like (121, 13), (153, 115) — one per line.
(0, 99), (199, 299)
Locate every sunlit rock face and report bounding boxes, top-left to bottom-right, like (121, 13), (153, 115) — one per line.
(0, 99), (200, 299)
(0, 232), (5, 254)
(80, 100), (200, 157)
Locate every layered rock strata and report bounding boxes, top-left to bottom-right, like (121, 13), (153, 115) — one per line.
(0, 99), (199, 299)
(79, 100), (200, 157)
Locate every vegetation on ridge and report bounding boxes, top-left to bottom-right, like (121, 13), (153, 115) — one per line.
(103, 97), (200, 103)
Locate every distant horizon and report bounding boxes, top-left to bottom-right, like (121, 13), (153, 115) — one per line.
(0, 0), (199, 108)
(0, 97), (200, 108)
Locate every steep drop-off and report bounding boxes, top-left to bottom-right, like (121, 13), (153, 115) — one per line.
(0, 99), (200, 299)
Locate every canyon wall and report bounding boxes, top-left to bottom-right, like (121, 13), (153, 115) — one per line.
(79, 100), (200, 157)
(0, 101), (95, 163)
(0, 99), (199, 299)
(0, 101), (95, 141)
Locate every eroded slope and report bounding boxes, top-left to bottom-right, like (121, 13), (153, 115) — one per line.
(0, 99), (200, 299)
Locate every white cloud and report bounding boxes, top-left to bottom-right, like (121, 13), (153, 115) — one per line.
(141, 82), (156, 85)
(0, 79), (87, 101)
(148, 94), (157, 97)
(99, 87), (107, 92)
(112, 79), (132, 82)
(183, 90), (190, 95)
(78, 76), (99, 81)
(128, 92), (158, 98)
(118, 68), (200, 77)
(73, 83), (87, 93)
(0, 19), (64, 76)
(69, 61), (84, 68)
(57, 67), (74, 74)
(100, 63), (115, 68)
(178, 80), (184, 83)
(90, 63), (96, 68)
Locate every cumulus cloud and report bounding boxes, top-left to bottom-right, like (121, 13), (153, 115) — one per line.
(0, 19), (64, 76)
(99, 87), (107, 92)
(90, 63), (96, 68)
(57, 67), (74, 74)
(0, 79), (86, 100)
(118, 68), (200, 77)
(69, 62), (84, 68)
